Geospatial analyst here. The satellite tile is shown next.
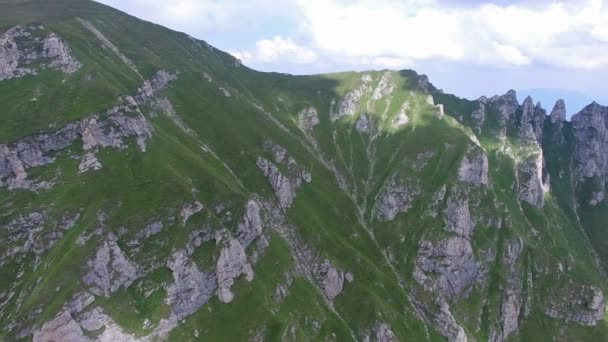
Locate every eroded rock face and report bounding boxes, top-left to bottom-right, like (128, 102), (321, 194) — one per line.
(82, 233), (138, 297)
(179, 201), (203, 225)
(374, 177), (421, 222)
(1, 25), (81, 81)
(32, 310), (88, 342)
(414, 237), (479, 298)
(78, 152), (102, 173)
(298, 107), (320, 131)
(492, 239), (524, 342)
(484, 90), (519, 139)
(313, 259), (345, 300)
(372, 72), (394, 100)
(545, 285), (605, 326)
(363, 322), (396, 342)
(0, 71), (174, 191)
(236, 199), (263, 248)
(550, 99), (566, 124)
(471, 102), (486, 135)
(433, 298), (468, 342)
(2, 211), (80, 264)
(216, 238), (254, 303)
(572, 102), (608, 206)
(518, 97), (540, 143)
(80, 97), (153, 152)
(444, 189), (474, 239)
(166, 250), (216, 318)
(458, 146), (489, 187)
(517, 152), (545, 208)
(356, 114), (373, 133)
(331, 75), (372, 121)
(257, 158), (295, 210)
(257, 142), (311, 211)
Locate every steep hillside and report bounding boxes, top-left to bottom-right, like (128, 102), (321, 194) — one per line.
(0, 1), (606, 341)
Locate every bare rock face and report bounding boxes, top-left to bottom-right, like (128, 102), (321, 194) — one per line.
(166, 250), (216, 318)
(1, 71), (174, 191)
(32, 310), (88, 342)
(433, 298), (468, 342)
(256, 142), (311, 211)
(257, 158), (295, 210)
(413, 237), (479, 298)
(82, 233), (138, 297)
(236, 199), (263, 248)
(78, 152), (102, 173)
(216, 238), (254, 303)
(179, 201), (203, 225)
(313, 259), (345, 300)
(518, 97), (540, 143)
(356, 113), (373, 133)
(492, 239), (524, 342)
(458, 146), (489, 187)
(1, 25), (81, 81)
(374, 177), (421, 222)
(371, 72), (394, 100)
(298, 107), (320, 131)
(80, 98), (153, 152)
(331, 75), (372, 121)
(363, 322), (397, 342)
(484, 90), (519, 139)
(470, 101), (486, 135)
(571, 102), (608, 206)
(550, 99), (566, 124)
(517, 152), (545, 208)
(545, 285), (605, 326)
(444, 189), (474, 239)
(548, 100), (566, 144)
(2, 211), (80, 264)
(392, 101), (410, 128)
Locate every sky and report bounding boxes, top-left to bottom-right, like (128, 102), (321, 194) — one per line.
(95, 0), (608, 116)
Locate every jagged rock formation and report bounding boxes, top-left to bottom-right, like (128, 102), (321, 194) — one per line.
(166, 250), (216, 318)
(179, 201), (203, 225)
(331, 75), (372, 121)
(298, 106), (320, 131)
(444, 188), (474, 238)
(0, 70), (175, 189)
(572, 102), (608, 206)
(414, 237), (479, 298)
(82, 233), (138, 297)
(313, 259), (345, 300)
(32, 310), (87, 342)
(257, 142), (311, 210)
(517, 152), (545, 208)
(545, 284), (605, 326)
(492, 239), (524, 342)
(457, 145), (489, 187)
(375, 176), (421, 221)
(216, 237), (254, 303)
(236, 199), (263, 248)
(356, 113), (373, 133)
(363, 322), (397, 342)
(1, 25), (81, 81)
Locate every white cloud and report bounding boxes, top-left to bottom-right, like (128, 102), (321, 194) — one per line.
(231, 36), (317, 64)
(290, 0), (608, 69)
(98, 0), (608, 70)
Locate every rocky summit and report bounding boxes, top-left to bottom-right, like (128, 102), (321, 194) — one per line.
(0, 1), (607, 341)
